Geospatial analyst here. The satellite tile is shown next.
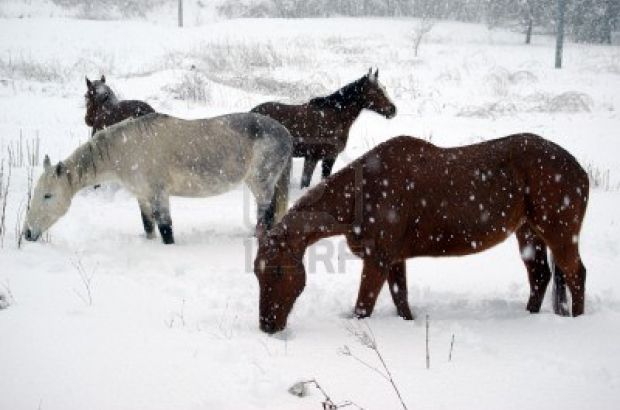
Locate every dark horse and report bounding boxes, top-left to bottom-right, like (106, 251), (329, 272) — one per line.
(84, 75), (155, 234)
(254, 134), (589, 333)
(85, 75), (154, 137)
(251, 69), (396, 188)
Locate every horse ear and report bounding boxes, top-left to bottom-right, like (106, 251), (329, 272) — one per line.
(85, 76), (92, 88)
(43, 155), (51, 170)
(101, 75), (106, 83)
(367, 67), (372, 77)
(369, 68), (378, 83)
(374, 68), (379, 78)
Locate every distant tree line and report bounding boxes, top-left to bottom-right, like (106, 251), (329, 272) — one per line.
(217, 0), (619, 44)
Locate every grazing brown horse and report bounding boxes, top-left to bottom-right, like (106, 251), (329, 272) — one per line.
(254, 134), (589, 333)
(251, 69), (396, 189)
(85, 75), (154, 137)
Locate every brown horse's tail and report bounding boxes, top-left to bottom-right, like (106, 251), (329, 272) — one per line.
(549, 254), (570, 316)
(273, 155), (292, 223)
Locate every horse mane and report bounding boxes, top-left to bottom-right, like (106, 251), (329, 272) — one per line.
(309, 76), (368, 109)
(68, 126), (120, 183)
(70, 140), (103, 182)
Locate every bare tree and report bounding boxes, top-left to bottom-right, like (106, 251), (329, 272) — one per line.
(412, 17), (435, 57)
(603, 0), (615, 44)
(178, 0), (183, 27)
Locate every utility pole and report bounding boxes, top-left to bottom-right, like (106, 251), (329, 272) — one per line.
(525, 0), (533, 44)
(555, 0), (566, 69)
(178, 0), (183, 28)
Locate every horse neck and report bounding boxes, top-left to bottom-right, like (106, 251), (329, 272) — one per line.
(65, 137), (117, 194)
(337, 99), (364, 125)
(281, 212), (347, 261)
(281, 179), (357, 258)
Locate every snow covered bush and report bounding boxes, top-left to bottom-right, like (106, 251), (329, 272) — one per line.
(458, 100), (518, 118)
(165, 69), (211, 104)
(0, 54), (66, 83)
(483, 68), (511, 97)
(196, 41), (283, 74)
(586, 163), (618, 191)
(535, 91), (593, 113)
(509, 70), (538, 85)
(0, 291), (10, 309)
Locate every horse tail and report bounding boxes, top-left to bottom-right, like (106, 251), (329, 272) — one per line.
(251, 114), (292, 230)
(273, 152), (292, 223)
(549, 253), (570, 316)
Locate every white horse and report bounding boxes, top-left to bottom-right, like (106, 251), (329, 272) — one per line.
(24, 112), (293, 244)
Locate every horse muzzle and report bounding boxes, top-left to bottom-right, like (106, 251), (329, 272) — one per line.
(385, 105), (397, 119)
(259, 315), (286, 334)
(23, 228), (40, 242)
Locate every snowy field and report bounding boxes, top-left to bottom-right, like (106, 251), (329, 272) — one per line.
(1, 3), (620, 410)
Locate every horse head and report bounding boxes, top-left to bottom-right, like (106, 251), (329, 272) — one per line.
(23, 155), (73, 241)
(361, 68), (397, 119)
(254, 226), (306, 334)
(85, 75), (116, 107)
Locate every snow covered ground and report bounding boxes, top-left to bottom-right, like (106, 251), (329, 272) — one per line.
(1, 4), (620, 410)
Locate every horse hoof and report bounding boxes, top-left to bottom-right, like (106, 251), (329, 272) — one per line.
(553, 301), (570, 317)
(526, 306), (541, 314)
(397, 308), (415, 321)
(354, 307), (371, 319)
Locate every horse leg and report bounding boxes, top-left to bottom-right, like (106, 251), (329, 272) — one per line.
(151, 194), (174, 245)
(516, 224), (552, 313)
(321, 156), (336, 179)
(246, 177), (276, 236)
(387, 260), (414, 320)
(257, 201), (275, 237)
(300, 156), (319, 189)
(354, 259), (387, 318)
(548, 244), (587, 316)
(551, 262), (569, 316)
(138, 200), (156, 239)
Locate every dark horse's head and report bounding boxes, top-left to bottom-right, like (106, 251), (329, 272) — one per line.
(311, 68), (396, 119)
(360, 68), (397, 118)
(84, 75), (115, 126)
(254, 226), (306, 334)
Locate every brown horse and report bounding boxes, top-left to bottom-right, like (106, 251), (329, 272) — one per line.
(85, 75), (154, 137)
(254, 134), (589, 333)
(251, 69), (396, 189)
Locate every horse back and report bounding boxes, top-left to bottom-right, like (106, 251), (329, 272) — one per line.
(91, 100), (155, 132)
(315, 134), (588, 260)
(116, 100), (155, 119)
(252, 101), (349, 157)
